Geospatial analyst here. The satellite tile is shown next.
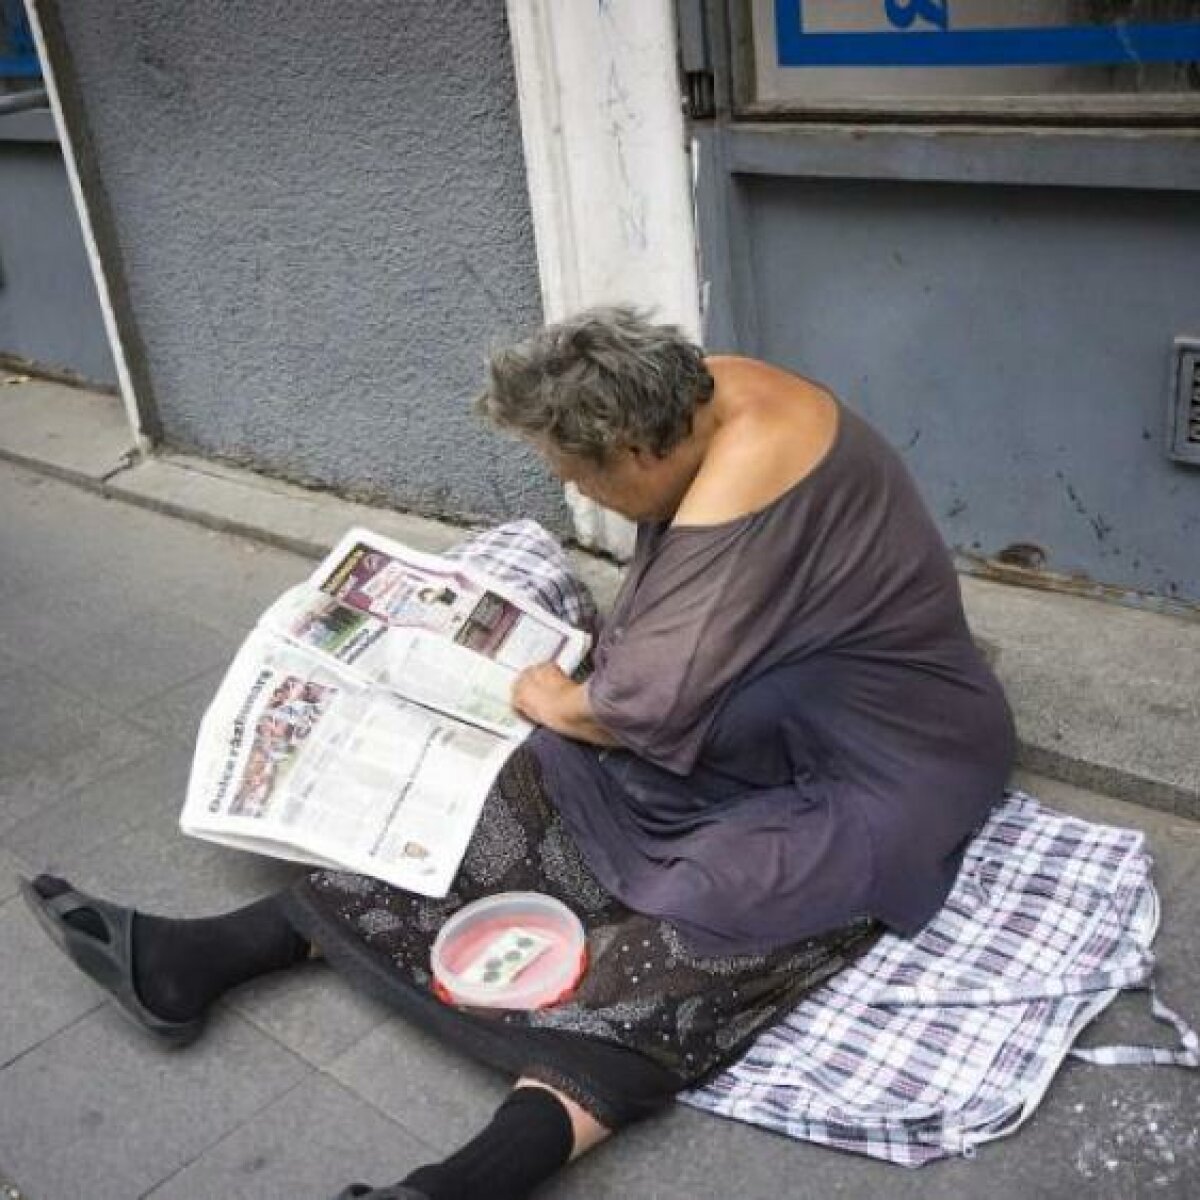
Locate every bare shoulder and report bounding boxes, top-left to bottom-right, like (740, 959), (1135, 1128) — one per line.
(672, 357), (840, 527)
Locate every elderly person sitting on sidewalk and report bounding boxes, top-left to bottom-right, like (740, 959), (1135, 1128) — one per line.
(22, 307), (1014, 1200)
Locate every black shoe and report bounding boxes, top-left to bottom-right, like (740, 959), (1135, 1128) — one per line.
(20, 876), (205, 1047)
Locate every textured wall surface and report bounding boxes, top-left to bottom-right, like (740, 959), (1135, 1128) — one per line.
(741, 177), (1200, 601)
(0, 133), (115, 383)
(46, 0), (566, 529)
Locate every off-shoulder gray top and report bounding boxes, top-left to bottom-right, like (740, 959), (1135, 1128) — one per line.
(530, 399), (1014, 956)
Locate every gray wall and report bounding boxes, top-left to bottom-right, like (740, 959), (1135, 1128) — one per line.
(42, 0), (568, 531)
(736, 174), (1200, 602)
(695, 0), (1200, 608)
(0, 110), (116, 383)
(689, 0), (1200, 608)
(739, 174), (1200, 604)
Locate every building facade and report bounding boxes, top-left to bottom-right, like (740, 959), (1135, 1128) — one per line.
(692, 1), (1200, 605)
(11, 0), (1200, 605)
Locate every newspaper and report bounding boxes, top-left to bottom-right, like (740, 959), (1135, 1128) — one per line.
(180, 528), (590, 897)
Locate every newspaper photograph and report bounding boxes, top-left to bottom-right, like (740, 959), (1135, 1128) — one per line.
(258, 533), (585, 738)
(181, 528), (590, 896)
(316, 536), (574, 667)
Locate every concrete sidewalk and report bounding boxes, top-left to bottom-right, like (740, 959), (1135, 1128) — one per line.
(0, 378), (1198, 1199)
(1, 373), (1196, 819)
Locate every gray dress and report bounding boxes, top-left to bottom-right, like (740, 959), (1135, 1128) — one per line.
(284, 399), (1009, 1123)
(536, 398), (1015, 955)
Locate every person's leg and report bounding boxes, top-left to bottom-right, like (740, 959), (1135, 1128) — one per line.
(25, 875), (311, 1029)
(338, 1080), (610, 1200)
(517, 1078), (611, 1160)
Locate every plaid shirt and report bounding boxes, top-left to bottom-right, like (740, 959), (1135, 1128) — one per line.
(450, 523), (1198, 1165)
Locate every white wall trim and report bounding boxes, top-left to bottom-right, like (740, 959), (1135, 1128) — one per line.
(506, 0), (702, 559)
(25, 0), (149, 453)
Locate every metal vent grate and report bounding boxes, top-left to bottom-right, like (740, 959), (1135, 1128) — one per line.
(1167, 337), (1200, 467)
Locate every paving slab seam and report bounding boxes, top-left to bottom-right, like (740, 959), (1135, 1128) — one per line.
(315, 1073), (446, 1160)
(0, 440), (332, 562)
(4, 798), (155, 884)
(0, 990), (104, 1073)
(222, 995), (373, 1076)
(208, 995), (442, 1155)
(211, 992), (336, 1068)
(19, 443), (341, 563)
(4, 441), (1196, 823)
(1017, 742), (1197, 822)
(0, 445), (113, 499)
(116, 664), (232, 739)
(321, 1060), (449, 1158)
(112, 451), (490, 563)
(98, 450), (140, 484)
(0, 732), (182, 852)
(120, 1008), (326, 1197)
(134, 1072), (322, 1200)
(105, 478), (338, 562)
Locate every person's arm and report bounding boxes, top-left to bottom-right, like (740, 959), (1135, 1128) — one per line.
(511, 663), (619, 747)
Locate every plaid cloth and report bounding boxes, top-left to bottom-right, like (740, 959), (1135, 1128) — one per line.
(448, 524), (1198, 1165)
(445, 520), (599, 639)
(682, 792), (1199, 1165)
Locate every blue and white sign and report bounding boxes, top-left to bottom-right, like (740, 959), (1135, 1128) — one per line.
(775, 1), (1200, 68)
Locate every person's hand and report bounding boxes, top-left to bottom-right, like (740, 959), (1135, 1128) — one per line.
(511, 664), (616, 747)
(511, 662), (575, 728)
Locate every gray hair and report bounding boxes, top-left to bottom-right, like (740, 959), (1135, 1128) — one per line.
(476, 306), (714, 464)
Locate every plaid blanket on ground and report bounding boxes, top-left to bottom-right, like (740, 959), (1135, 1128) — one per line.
(683, 792), (1199, 1165)
(453, 521), (1198, 1166)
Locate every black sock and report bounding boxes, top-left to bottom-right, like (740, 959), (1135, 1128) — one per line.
(32, 875), (310, 1022)
(402, 1086), (575, 1200)
(132, 895), (310, 1021)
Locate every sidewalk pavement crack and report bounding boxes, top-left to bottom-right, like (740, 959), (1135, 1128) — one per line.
(0, 1000), (104, 1072)
(99, 449), (141, 485)
(320, 1063), (442, 1157)
(214, 991), (436, 1156)
(137, 1073), (317, 1199)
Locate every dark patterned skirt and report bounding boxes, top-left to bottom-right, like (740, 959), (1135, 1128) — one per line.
(282, 748), (878, 1128)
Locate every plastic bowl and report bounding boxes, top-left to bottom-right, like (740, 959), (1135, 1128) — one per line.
(431, 892), (587, 1011)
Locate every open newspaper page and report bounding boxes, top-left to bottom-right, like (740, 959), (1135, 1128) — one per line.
(181, 529), (590, 896)
(270, 528), (589, 739)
